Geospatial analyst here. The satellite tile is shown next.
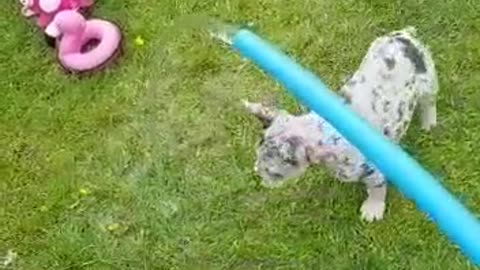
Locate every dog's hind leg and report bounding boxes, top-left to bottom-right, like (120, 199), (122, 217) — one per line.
(419, 92), (437, 131)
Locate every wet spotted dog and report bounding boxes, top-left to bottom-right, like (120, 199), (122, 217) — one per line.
(243, 27), (438, 222)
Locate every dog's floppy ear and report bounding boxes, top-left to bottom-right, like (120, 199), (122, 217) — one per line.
(243, 100), (279, 128)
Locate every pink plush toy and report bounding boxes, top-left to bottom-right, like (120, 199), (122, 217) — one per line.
(20, 0), (93, 32)
(45, 10), (122, 74)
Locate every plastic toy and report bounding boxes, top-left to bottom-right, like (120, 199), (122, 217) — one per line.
(223, 28), (480, 265)
(45, 10), (122, 73)
(20, 0), (94, 47)
(20, 0), (93, 30)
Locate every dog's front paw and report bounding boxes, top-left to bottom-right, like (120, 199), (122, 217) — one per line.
(360, 199), (385, 222)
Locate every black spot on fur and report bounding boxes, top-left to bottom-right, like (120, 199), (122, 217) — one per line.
(371, 102), (377, 113)
(345, 76), (365, 89)
(286, 136), (302, 148)
(405, 81), (412, 88)
(264, 148), (277, 159)
(261, 137), (301, 168)
(408, 102), (415, 111)
(341, 92), (352, 104)
(343, 157), (351, 166)
(397, 101), (406, 121)
(372, 87), (381, 98)
(384, 57), (396, 70)
(383, 101), (391, 113)
(383, 127), (392, 137)
(395, 37), (427, 74)
(332, 137), (341, 145)
(361, 163), (375, 178)
(284, 158), (299, 167)
(262, 138), (279, 159)
(283, 137), (302, 166)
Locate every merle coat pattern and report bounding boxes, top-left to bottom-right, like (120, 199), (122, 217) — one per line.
(243, 27), (438, 222)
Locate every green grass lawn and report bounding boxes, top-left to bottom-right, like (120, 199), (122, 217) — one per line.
(1, 0), (480, 269)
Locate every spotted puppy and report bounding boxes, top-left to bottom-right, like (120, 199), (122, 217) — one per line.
(243, 27), (439, 222)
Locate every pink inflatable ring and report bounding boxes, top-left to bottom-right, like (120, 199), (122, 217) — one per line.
(46, 10), (122, 74)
